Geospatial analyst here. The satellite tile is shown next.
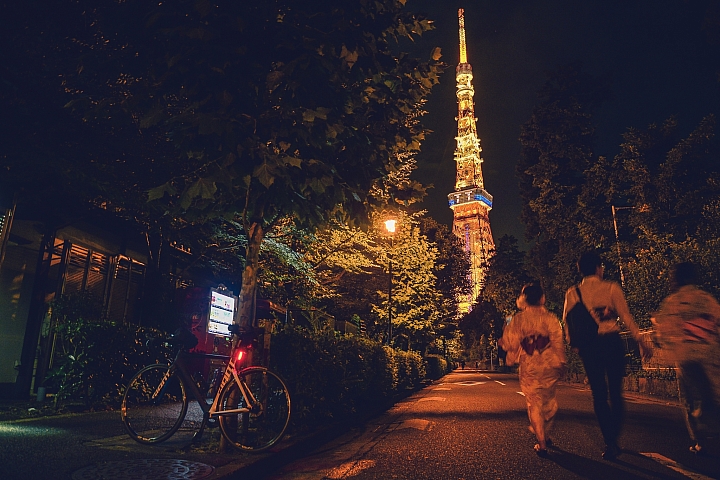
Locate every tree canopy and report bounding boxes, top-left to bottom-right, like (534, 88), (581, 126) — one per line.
(517, 62), (720, 328)
(7, 0), (446, 327)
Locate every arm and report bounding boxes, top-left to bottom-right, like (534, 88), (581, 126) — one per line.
(549, 313), (567, 362)
(611, 283), (651, 359)
(611, 283), (640, 338)
(562, 289), (575, 346)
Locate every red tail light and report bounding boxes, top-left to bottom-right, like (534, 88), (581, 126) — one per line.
(235, 350), (244, 363)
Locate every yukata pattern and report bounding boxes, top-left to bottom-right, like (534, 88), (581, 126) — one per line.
(501, 306), (566, 433)
(653, 285), (720, 442)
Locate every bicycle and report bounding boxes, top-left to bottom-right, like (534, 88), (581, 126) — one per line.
(120, 324), (291, 452)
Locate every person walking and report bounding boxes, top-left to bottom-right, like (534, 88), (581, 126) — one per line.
(499, 282), (566, 457)
(562, 251), (651, 460)
(652, 262), (720, 455)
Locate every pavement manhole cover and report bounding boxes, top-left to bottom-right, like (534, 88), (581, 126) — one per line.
(71, 459), (215, 480)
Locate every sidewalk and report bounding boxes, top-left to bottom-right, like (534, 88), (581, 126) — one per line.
(0, 399), (368, 480)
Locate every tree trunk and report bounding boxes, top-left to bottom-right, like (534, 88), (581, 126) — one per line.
(222, 221), (263, 452)
(237, 221), (263, 327)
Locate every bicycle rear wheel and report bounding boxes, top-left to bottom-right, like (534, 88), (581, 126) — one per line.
(217, 367), (291, 451)
(121, 364), (188, 444)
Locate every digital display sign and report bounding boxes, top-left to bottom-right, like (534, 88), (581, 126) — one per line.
(207, 289), (236, 336)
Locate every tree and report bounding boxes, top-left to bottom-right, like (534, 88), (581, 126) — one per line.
(517, 63), (612, 307)
(478, 235), (533, 317)
(609, 116), (720, 323)
(61, 0), (444, 328)
(371, 217), (441, 350)
(418, 217), (472, 321)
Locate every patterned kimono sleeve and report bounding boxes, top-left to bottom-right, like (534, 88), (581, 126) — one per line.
(500, 314), (523, 365)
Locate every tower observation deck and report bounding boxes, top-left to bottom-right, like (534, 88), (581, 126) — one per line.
(448, 8), (494, 314)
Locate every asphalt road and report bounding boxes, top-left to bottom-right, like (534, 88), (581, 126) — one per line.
(2, 370), (718, 479)
(266, 370), (720, 480)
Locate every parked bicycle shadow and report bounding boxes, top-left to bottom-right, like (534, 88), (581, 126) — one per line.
(544, 446), (680, 479)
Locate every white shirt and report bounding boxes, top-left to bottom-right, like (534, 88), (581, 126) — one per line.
(562, 275), (641, 345)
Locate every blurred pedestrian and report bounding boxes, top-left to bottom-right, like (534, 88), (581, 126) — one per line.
(652, 262), (720, 455)
(499, 282), (566, 457)
(562, 251), (651, 460)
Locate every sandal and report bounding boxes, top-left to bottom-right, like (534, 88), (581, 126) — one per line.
(689, 444), (704, 455)
(534, 444), (549, 457)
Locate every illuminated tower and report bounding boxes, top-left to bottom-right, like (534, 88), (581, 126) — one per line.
(448, 8), (494, 313)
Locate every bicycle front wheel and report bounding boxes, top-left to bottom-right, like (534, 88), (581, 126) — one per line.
(121, 364), (188, 444)
(217, 367), (291, 451)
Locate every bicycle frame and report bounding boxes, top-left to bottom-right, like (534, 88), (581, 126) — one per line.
(152, 346), (258, 441)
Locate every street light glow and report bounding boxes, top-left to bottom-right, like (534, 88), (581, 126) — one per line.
(384, 219), (396, 234)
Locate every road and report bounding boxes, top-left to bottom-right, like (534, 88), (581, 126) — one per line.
(267, 370), (719, 479)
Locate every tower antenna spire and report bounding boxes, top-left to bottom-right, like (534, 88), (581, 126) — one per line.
(458, 8), (467, 64)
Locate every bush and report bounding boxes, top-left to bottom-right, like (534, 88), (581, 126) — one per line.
(45, 298), (173, 409)
(393, 349), (425, 390)
(269, 327), (425, 432)
(424, 354), (449, 380)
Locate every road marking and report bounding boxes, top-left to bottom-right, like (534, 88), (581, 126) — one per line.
(432, 387), (452, 391)
(482, 374), (491, 379)
(396, 419), (432, 431)
(418, 396), (446, 402)
(516, 391), (525, 396)
(325, 460), (376, 479)
(640, 452), (714, 480)
(495, 380), (506, 385)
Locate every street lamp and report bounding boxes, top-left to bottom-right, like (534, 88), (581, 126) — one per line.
(384, 219), (396, 346)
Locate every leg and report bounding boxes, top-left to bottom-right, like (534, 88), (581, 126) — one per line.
(520, 371), (549, 454)
(604, 335), (626, 447)
(542, 378), (560, 443)
(581, 349), (615, 446)
(678, 361), (716, 451)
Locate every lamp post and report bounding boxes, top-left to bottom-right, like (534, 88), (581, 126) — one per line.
(611, 205), (634, 287)
(384, 219), (396, 346)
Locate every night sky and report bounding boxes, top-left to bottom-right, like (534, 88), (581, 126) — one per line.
(405, 0), (720, 247)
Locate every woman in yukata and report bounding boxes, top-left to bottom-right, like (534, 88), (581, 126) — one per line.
(652, 262), (720, 455)
(499, 282), (567, 457)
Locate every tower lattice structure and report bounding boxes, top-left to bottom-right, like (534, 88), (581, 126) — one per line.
(448, 8), (494, 314)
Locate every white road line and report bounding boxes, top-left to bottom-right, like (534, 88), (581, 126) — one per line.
(640, 452), (714, 480)
(482, 374), (491, 379)
(495, 380), (506, 385)
(516, 391), (525, 396)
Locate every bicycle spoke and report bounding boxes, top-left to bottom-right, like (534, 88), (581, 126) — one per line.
(217, 367), (291, 451)
(121, 365), (188, 444)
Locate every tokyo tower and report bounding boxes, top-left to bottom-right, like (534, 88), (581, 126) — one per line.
(448, 8), (495, 313)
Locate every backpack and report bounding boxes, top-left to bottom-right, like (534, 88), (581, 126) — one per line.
(566, 287), (598, 349)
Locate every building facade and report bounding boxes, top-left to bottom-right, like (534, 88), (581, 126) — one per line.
(448, 9), (495, 313)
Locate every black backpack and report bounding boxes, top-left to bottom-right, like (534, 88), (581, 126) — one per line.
(566, 287), (598, 349)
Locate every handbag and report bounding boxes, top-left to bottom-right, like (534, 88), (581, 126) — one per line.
(565, 287), (598, 349)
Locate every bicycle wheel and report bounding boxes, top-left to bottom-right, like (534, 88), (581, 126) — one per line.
(217, 367), (291, 451)
(121, 364), (188, 444)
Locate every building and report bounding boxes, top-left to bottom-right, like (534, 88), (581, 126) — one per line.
(448, 9), (495, 314)
(0, 200), (154, 399)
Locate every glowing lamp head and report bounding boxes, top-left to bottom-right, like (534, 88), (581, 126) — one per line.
(384, 219), (397, 234)
(235, 349), (245, 363)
